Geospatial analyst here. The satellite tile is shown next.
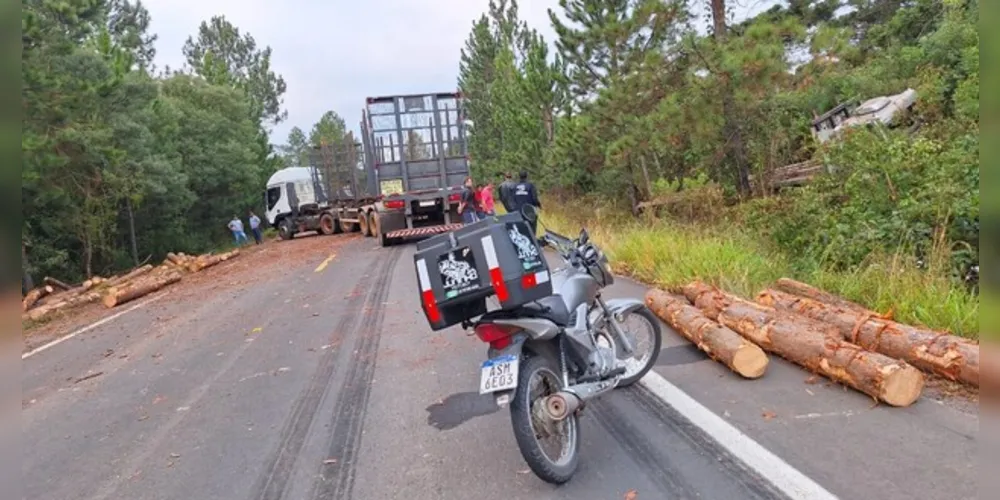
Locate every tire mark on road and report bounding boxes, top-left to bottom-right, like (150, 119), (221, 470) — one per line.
(621, 386), (790, 500)
(310, 246), (402, 500)
(589, 398), (698, 497)
(250, 250), (386, 500)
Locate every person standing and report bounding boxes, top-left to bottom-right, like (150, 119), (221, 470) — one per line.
(474, 183), (486, 220)
(228, 216), (248, 245)
(510, 170), (541, 235)
(481, 181), (496, 216)
(248, 210), (263, 245)
(498, 172), (516, 213)
(458, 176), (479, 224)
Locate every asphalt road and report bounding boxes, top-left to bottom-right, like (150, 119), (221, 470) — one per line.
(22, 234), (978, 500)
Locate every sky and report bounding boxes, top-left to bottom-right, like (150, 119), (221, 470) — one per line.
(142, 0), (779, 146)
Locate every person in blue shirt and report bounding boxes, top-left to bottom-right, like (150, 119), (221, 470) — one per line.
(248, 210), (263, 245)
(228, 216), (248, 245)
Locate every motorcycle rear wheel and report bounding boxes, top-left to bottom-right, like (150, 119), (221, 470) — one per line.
(509, 354), (580, 484)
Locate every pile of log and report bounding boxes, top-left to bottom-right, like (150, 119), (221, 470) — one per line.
(646, 278), (980, 408)
(22, 249), (241, 323)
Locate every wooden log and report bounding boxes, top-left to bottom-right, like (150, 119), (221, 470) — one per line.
(757, 288), (979, 387)
(773, 278), (882, 317)
(43, 277), (72, 291)
(103, 264), (154, 288)
(682, 281), (740, 320)
(187, 249), (239, 272)
(23, 290), (102, 322)
(102, 272), (181, 308)
(166, 252), (186, 266)
(646, 289), (768, 378)
(716, 300), (924, 407)
(22, 286), (54, 311)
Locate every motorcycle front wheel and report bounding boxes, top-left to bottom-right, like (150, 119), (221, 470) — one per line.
(509, 354), (580, 484)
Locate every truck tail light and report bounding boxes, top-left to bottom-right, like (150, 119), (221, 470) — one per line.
(448, 193), (461, 203)
(384, 199), (405, 210)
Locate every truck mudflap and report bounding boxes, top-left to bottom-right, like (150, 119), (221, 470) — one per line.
(386, 223), (463, 240)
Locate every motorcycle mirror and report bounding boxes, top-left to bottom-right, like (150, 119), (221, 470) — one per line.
(579, 228), (589, 245)
(520, 204), (538, 222)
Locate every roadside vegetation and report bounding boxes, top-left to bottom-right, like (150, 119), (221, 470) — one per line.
(458, 0), (979, 338)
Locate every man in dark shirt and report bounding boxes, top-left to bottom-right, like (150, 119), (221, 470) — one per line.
(498, 172), (516, 213)
(458, 176), (479, 224)
(510, 170), (541, 235)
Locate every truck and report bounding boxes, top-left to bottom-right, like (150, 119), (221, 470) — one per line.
(263, 91), (471, 246)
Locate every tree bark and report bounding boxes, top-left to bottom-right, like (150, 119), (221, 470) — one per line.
(126, 198), (139, 267)
(773, 278), (879, 316)
(682, 281), (741, 320)
(102, 272), (181, 308)
(716, 300), (924, 407)
(22, 242), (34, 294)
(709, 0), (751, 196)
(757, 289), (979, 387)
(646, 289), (768, 378)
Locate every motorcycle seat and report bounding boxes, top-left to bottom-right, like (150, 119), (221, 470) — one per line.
(517, 295), (571, 326)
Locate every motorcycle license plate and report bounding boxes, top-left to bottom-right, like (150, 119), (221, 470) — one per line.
(479, 354), (519, 394)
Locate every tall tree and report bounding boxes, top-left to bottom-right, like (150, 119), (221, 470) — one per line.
(549, 0), (684, 107)
(281, 126), (309, 167)
(182, 16), (288, 127)
(708, 0), (751, 195)
(106, 0), (156, 70)
(309, 111), (347, 148)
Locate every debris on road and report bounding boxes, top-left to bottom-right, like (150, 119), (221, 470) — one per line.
(645, 289), (768, 379)
(625, 489), (638, 500)
(73, 371), (104, 384)
(648, 279), (939, 407)
(757, 288), (979, 387)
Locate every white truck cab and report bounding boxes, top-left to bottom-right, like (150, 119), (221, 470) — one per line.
(264, 167), (323, 227)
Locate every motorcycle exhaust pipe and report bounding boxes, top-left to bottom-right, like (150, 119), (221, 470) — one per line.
(543, 391), (582, 421)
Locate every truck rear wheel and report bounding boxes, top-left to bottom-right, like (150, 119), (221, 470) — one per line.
(338, 217), (355, 233)
(358, 212), (371, 237)
(374, 214), (392, 247)
(368, 212), (380, 241)
(319, 213), (336, 235)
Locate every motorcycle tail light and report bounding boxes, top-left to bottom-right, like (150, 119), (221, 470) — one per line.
(475, 323), (517, 349)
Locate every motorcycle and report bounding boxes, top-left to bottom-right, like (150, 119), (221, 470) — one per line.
(464, 205), (663, 484)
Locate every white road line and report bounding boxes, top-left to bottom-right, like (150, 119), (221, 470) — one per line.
(640, 371), (839, 500)
(22, 292), (169, 360)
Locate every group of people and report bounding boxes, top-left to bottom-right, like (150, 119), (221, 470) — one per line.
(458, 170), (541, 231)
(228, 211), (264, 246)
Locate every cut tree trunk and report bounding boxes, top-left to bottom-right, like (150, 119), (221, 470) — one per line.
(646, 289), (768, 378)
(773, 278), (881, 317)
(23, 290), (103, 322)
(43, 277), (72, 291)
(682, 281), (741, 320)
(22, 286), (54, 311)
(104, 264), (154, 288)
(102, 272), (182, 308)
(757, 288), (979, 387)
(715, 299), (924, 407)
(187, 249), (239, 273)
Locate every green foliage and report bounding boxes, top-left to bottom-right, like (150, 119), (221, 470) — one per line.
(22, 0), (281, 284)
(458, 0), (978, 331)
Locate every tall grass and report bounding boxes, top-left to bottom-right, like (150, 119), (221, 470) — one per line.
(540, 200), (979, 339)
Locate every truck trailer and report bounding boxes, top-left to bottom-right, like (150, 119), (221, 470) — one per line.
(263, 91), (471, 246)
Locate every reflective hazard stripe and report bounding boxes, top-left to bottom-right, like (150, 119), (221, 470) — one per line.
(416, 259), (441, 323)
(480, 235), (509, 302)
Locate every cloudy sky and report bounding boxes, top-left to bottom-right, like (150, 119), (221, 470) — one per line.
(142, 0), (778, 145)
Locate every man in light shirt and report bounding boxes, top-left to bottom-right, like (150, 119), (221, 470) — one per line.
(228, 216), (248, 245)
(248, 210), (263, 245)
